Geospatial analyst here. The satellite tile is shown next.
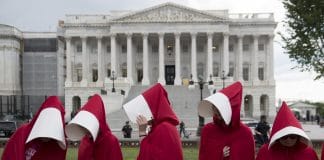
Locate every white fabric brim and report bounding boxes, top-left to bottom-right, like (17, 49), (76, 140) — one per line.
(26, 108), (66, 149)
(123, 95), (153, 123)
(269, 126), (310, 148)
(198, 92), (232, 125)
(66, 111), (99, 141)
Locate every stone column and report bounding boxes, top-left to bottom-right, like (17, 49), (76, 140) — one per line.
(97, 36), (103, 85)
(110, 33), (117, 76)
(222, 33), (229, 76)
(252, 34), (259, 83)
(191, 32), (198, 82)
(158, 32), (166, 85)
(126, 33), (134, 85)
(267, 34), (275, 82)
(142, 33), (150, 85)
(65, 37), (72, 86)
(207, 32), (213, 80)
(237, 35), (244, 81)
(81, 36), (88, 86)
(253, 94), (261, 118)
(174, 32), (182, 85)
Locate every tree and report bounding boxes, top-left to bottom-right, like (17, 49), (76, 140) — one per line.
(280, 0), (324, 79)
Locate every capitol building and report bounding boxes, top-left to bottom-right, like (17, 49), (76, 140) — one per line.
(0, 2), (276, 128)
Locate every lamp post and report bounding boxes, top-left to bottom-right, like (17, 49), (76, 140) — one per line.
(189, 74), (214, 136)
(111, 71), (116, 93)
(220, 70), (227, 89)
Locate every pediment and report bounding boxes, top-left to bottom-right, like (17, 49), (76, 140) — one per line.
(112, 2), (226, 23)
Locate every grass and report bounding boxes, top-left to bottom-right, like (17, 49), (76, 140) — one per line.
(0, 147), (198, 160)
(0, 146), (322, 159)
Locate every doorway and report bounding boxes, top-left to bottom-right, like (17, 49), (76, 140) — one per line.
(165, 65), (175, 85)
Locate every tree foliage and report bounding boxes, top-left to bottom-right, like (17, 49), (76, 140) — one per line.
(280, 0), (324, 79)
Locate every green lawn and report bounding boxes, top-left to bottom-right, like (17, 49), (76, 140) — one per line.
(0, 147), (198, 160)
(0, 146), (321, 159)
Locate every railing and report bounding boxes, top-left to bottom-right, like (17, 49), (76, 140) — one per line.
(229, 13), (274, 21)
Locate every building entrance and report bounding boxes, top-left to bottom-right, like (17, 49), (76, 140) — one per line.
(165, 65), (175, 85)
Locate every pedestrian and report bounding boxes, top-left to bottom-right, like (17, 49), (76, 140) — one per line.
(123, 83), (183, 160)
(198, 81), (255, 160)
(255, 115), (270, 146)
(256, 101), (318, 160)
(66, 94), (123, 160)
(2, 96), (67, 160)
(179, 121), (185, 137)
(122, 121), (133, 138)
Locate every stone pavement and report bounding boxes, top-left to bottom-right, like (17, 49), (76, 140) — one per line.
(303, 124), (324, 141)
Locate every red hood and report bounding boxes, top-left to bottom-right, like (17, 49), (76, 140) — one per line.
(142, 83), (179, 128)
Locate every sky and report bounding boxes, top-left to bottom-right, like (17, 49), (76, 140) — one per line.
(1, 0), (323, 103)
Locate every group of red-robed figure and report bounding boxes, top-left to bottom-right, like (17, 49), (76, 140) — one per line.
(1, 82), (324, 160)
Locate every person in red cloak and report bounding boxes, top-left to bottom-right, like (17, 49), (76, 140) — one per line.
(2, 96), (67, 160)
(256, 101), (318, 160)
(123, 83), (183, 160)
(198, 81), (255, 160)
(65, 94), (123, 160)
(322, 143), (324, 160)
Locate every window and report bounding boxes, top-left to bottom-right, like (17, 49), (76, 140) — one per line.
(213, 45), (219, 52)
(228, 67), (234, 77)
(243, 44), (249, 51)
(121, 45), (127, 53)
(213, 66), (219, 77)
(137, 45), (143, 53)
(152, 44), (158, 53)
(77, 69), (82, 82)
(198, 45), (204, 52)
(229, 44), (234, 52)
(182, 44), (188, 53)
(258, 44), (265, 51)
(243, 67), (249, 81)
(122, 68), (127, 77)
(92, 69), (98, 82)
(167, 46), (173, 56)
(106, 45), (111, 53)
(77, 44), (82, 52)
(258, 67), (264, 80)
(107, 69), (111, 77)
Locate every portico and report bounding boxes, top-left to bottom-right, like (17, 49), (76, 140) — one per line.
(61, 2), (277, 122)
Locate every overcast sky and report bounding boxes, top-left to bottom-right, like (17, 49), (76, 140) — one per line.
(1, 0), (323, 103)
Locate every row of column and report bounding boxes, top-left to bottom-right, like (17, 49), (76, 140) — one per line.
(65, 33), (274, 86)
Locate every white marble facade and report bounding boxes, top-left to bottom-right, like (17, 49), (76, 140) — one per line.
(0, 24), (22, 96)
(60, 2), (277, 120)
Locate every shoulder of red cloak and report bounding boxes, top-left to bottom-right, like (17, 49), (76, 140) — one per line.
(2, 125), (29, 160)
(256, 144), (270, 160)
(93, 133), (123, 160)
(141, 122), (182, 159)
(78, 135), (95, 160)
(322, 143), (324, 160)
(303, 146), (319, 160)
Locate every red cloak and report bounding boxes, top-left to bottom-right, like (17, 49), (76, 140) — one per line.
(74, 94), (123, 160)
(257, 142), (318, 160)
(198, 82), (255, 160)
(322, 143), (324, 160)
(1, 96), (67, 160)
(137, 83), (183, 160)
(256, 102), (318, 160)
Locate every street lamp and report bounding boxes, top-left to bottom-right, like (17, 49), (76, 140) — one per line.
(111, 71), (116, 93)
(189, 74), (214, 136)
(220, 70), (227, 89)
